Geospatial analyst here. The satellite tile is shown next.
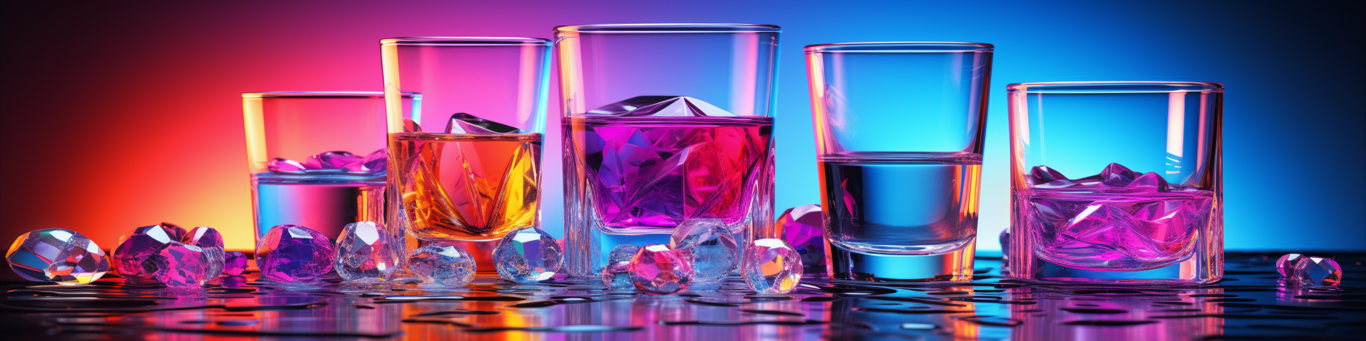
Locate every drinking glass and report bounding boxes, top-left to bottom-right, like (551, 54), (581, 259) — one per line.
(805, 42), (993, 281)
(243, 91), (415, 243)
(558, 24), (780, 277)
(1007, 81), (1223, 284)
(381, 37), (552, 273)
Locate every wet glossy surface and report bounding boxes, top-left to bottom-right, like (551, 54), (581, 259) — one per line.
(0, 252), (1361, 340)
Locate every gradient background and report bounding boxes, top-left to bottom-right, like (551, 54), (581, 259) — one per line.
(4, 0), (1363, 253)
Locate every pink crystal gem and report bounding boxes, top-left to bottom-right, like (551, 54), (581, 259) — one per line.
(777, 204), (826, 273)
(303, 151), (362, 170)
(223, 251), (248, 276)
(1029, 165), (1069, 185)
(1122, 173), (1169, 192)
(1276, 253), (1306, 277)
(152, 243), (211, 288)
(256, 224), (334, 282)
(629, 244), (693, 296)
(1098, 163), (1140, 187)
(111, 224), (181, 284)
(184, 226), (225, 279)
(158, 222), (188, 241)
(268, 158), (307, 173)
(1294, 257), (1342, 287)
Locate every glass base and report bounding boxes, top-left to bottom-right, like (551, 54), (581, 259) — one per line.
(826, 238), (976, 282)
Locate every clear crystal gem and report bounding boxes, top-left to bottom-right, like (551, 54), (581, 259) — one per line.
(1276, 253), (1306, 278)
(6, 229), (109, 285)
(741, 238), (803, 294)
(1294, 257), (1342, 287)
(600, 261), (634, 291)
(777, 204), (825, 272)
(586, 96), (735, 117)
(152, 243), (211, 288)
(184, 226), (225, 279)
(608, 244), (640, 264)
(408, 244), (477, 287)
(334, 221), (400, 282)
(1029, 165), (1068, 185)
(446, 112), (523, 134)
(223, 251), (248, 276)
(630, 244), (693, 296)
(111, 224), (182, 284)
(256, 224), (334, 282)
(667, 219), (739, 285)
(492, 227), (562, 283)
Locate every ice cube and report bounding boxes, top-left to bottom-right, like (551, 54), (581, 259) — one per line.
(446, 113), (522, 134)
(268, 158), (307, 173)
(1098, 163), (1140, 187)
(1122, 173), (1169, 192)
(586, 96), (734, 117)
(304, 151), (362, 170)
(1029, 166), (1069, 185)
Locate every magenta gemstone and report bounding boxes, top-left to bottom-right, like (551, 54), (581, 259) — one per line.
(268, 158), (307, 173)
(152, 243), (211, 288)
(111, 225), (182, 284)
(776, 204), (826, 273)
(256, 224), (334, 282)
(157, 222), (188, 241)
(303, 151), (362, 170)
(184, 226), (226, 278)
(629, 244), (693, 296)
(223, 251), (248, 276)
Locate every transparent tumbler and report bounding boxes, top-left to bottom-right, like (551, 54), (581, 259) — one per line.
(805, 42), (993, 281)
(558, 24), (780, 277)
(381, 37), (552, 273)
(1007, 82), (1223, 284)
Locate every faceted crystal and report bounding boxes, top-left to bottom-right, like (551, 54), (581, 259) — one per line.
(6, 229), (109, 285)
(408, 244), (476, 287)
(777, 204), (825, 272)
(334, 221), (401, 282)
(304, 151), (363, 170)
(1294, 257), (1342, 287)
(222, 251), (248, 276)
(111, 224), (182, 284)
(740, 238), (803, 295)
(1276, 253), (1306, 277)
(1098, 163), (1140, 187)
(608, 244), (640, 264)
(358, 149), (388, 173)
(999, 229), (1011, 265)
(586, 96), (735, 117)
(158, 222), (189, 241)
(629, 244), (693, 296)
(1121, 173), (1169, 192)
(184, 226), (225, 279)
(152, 243), (212, 288)
(492, 227), (562, 283)
(256, 225), (335, 283)
(1028, 165), (1069, 185)
(600, 261), (634, 291)
(667, 219), (739, 285)
(446, 112), (523, 134)
(268, 158), (307, 173)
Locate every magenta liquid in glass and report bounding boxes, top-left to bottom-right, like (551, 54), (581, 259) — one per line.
(563, 115), (774, 276)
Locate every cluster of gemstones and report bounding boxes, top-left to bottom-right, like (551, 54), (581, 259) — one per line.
(4, 223), (248, 288)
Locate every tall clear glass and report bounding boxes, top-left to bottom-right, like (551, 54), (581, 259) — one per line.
(806, 42), (993, 281)
(243, 91), (415, 242)
(1007, 82), (1223, 284)
(558, 24), (780, 277)
(381, 37), (552, 273)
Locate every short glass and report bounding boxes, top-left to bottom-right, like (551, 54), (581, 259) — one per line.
(1007, 81), (1223, 284)
(381, 37), (552, 272)
(557, 24), (780, 277)
(805, 42), (993, 281)
(243, 91), (415, 243)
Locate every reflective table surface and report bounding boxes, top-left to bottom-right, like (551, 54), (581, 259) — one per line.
(1, 252), (1361, 340)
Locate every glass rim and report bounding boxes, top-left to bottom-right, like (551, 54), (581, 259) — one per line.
(379, 37), (551, 46)
(242, 91), (416, 99)
(1007, 81), (1224, 93)
(554, 23), (781, 34)
(804, 42), (993, 53)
